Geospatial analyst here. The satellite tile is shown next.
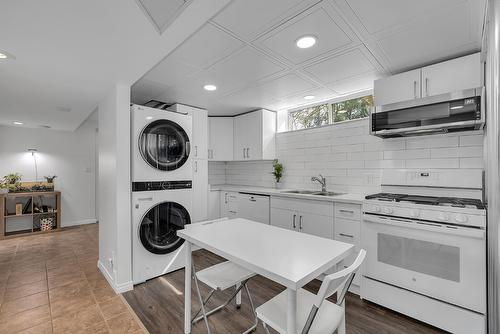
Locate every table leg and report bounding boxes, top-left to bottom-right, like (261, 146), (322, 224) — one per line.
(184, 242), (192, 334)
(287, 288), (297, 334)
(236, 283), (242, 308)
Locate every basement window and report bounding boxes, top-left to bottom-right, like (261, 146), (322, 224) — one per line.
(288, 95), (373, 131)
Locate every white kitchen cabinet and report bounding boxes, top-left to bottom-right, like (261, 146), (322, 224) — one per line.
(421, 53), (481, 97)
(237, 193), (270, 224)
(374, 53), (481, 106)
(270, 197), (334, 238)
(208, 117), (233, 161)
(191, 107), (208, 160)
(220, 191), (239, 219)
(208, 190), (220, 220)
(374, 69), (421, 105)
(233, 109), (276, 160)
(192, 159), (208, 222)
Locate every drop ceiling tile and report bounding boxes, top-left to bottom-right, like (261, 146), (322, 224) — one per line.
(212, 0), (312, 40)
(304, 47), (375, 84)
(343, 0), (466, 35)
(259, 6), (354, 65)
(169, 23), (244, 70)
(192, 47), (286, 94)
(274, 87), (338, 109)
(136, 0), (187, 33)
(224, 73), (318, 104)
(376, 2), (479, 71)
(143, 57), (199, 85)
(327, 72), (379, 95)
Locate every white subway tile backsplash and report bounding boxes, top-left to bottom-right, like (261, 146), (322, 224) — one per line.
(209, 119), (484, 194)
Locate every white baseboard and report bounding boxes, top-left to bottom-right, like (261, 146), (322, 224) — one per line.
(98, 260), (134, 294)
(63, 218), (97, 227)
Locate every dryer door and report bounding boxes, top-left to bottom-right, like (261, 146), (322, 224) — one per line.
(139, 202), (191, 254)
(139, 119), (190, 171)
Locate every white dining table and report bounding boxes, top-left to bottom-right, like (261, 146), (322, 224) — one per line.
(177, 218), (354, 334)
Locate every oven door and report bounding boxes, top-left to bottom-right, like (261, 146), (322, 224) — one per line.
(362, 214), (486, 313)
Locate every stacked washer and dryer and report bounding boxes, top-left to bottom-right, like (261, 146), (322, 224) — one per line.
(131, 103), (206, 284)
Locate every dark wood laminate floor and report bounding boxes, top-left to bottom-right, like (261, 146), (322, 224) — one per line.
(124, 249), (447, 334)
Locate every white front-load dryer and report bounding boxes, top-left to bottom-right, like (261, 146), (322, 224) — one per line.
(132, 181), (193, 284)
(131, 104), (193, 182)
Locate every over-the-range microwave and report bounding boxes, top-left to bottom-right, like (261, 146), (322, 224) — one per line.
(370, 87), (484, 138)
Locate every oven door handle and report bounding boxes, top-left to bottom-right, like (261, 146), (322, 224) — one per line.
(363, 215), (485, 239)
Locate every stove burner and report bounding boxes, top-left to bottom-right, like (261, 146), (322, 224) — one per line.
(365, 193), (485, 209)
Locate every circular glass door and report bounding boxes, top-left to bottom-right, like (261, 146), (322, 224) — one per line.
(139, 202), (191, 254)
(139, 120), (190, 171)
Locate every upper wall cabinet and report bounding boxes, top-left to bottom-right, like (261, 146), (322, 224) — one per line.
(208, 117), (234, 161)
(233, 109), (276, 161)
(374, 53), (481, 106)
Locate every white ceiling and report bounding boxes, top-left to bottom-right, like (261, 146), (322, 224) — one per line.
(0, 0), (230, 131)
(132, 0), (486, 116)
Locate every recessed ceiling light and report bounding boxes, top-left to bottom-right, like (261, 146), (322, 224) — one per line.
(204, 84), (217, 91)
(303, 95), (315, 100)
(296, 35), (317, 49)
(13, 121), (23, 125)
(146, 116), (153, 120)
(0, 53), (7, 59)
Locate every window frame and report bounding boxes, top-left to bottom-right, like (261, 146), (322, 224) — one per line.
(286, 90), (373, 132)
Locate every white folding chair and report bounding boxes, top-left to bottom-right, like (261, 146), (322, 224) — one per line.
(192, 260), (258, 334)
(256, 249), (366, 334)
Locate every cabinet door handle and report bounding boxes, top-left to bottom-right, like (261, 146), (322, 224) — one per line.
(249, 197), (256, 202)
(292, 214), (296, 229)
(339, 209), (354, 214)
(229, 210), (237, 214)
(299, 216), (303, 230)
(195, 145), (198, 157)
(413, 80), (417, 99)
(224, 193), (228, 204)
(194, 161), (198, 173)
(339, 233), (354, 238)
(425, 77), (429, 96)
(243, 148), (246, 159)
(246, 148), (250, 158)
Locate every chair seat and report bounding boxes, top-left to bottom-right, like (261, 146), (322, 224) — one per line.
(196, 261), (255, 291)
(256, 288), (343, 334)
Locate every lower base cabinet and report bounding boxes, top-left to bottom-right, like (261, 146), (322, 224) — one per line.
(219, 191), (270, 224)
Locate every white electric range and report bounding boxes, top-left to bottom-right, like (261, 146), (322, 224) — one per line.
(361, 169), (487, 334)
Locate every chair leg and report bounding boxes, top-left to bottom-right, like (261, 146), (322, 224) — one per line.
(241, 283), (258, 334)
(262, 321), (272, 334)
(193, 264), (212, 334)
(192, 289), (216, 322)
(236, 283), (242, 309)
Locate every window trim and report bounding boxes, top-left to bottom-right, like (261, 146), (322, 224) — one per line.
(286, 89), (373, 132)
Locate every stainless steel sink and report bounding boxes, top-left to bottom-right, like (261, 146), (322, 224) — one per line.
(280, 190), (345, 197)
(311, 191), (346, 197)
(281, 190), (318, 194)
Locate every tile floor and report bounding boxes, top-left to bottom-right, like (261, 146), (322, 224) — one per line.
(0, 224), (146, 334)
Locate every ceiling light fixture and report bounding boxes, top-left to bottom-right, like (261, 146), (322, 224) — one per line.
(296, 35), (317, 49)
(204, 84), (217, 91)
(303, 95), (315, 100)
(13, 121), (23, 125)
(0, 53), (7, 59)
(146, 116), (153, 120)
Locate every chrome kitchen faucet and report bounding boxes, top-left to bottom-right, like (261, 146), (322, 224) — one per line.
(311, 174), (327, 192)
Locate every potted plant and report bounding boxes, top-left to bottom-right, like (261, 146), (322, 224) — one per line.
(0, 182), (8, 194)
(3, 173), (22, 185)
(272, 159), (283, 188)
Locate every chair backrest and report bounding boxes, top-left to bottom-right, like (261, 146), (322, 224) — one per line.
(300, 249), (366, 334)
(314, 249), (366, 308)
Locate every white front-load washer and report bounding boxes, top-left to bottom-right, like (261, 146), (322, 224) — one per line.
(131, 104), (193, 182)
(132, 181), (193, 283)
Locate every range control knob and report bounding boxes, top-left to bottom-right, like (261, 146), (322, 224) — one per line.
(455, 214), (468, 224)
(438, 213), (450, 221)
(382, 207), (393, 214)
(410, 209), (420, 218)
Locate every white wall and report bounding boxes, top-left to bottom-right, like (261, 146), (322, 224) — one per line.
(210, 118), (485, 194)
(0, 119), (97, 227)
(97, 83), (132, 293)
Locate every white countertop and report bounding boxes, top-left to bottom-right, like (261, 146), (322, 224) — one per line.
(209, 184), (365, 204)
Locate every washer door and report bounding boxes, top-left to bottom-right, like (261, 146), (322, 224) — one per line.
(139, 119), (190, 171)
(139, 202), (191, 255)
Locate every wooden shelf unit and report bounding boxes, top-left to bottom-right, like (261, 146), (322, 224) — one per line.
(0, 191), (61, 239)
